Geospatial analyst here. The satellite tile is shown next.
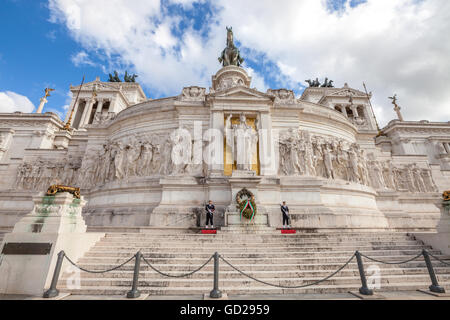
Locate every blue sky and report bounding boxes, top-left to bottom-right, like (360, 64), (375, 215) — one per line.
(0, 0), (103, 116)
(0, 0), (449, 125)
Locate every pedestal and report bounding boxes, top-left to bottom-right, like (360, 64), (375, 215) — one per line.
(150, 176), (205, 227)
(0, 192), (104, 295)
(53, 130), (73, 150)
(226, 171), (261, 212)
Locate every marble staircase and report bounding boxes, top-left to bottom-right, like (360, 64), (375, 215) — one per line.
(58, 230), (450, 296)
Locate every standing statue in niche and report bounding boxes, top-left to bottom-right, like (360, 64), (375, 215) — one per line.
(227, 114), (258, 171)
(218, 27), (245, 67)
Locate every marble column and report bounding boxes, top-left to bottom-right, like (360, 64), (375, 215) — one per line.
(258, 112), (276, 176)
(108, 97), (117, 113)
(36, 98), (48, 114)
(95, 99), (104, 114)
(79, 97), (96, 127)
(209, 111), (224, 176)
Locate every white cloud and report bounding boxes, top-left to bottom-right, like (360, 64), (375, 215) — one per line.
(0, 91), (36, 113)
(71, 51), (96, 67)
(48, 0), (450, 126)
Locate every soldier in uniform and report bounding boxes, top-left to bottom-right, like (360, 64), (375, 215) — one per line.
(205, 200), (215, 229)
(281, 201), (291, 229)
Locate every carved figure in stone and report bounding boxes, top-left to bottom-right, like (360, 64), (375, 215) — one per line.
(218, 27), (244, 67)
(126, 139), (142, 178)
(278, 135), (291, 176)
(151, 143), (162, 175)
(289, 129), (304, 175)
(411, 164), (427, 193)
(15, 163), (26, 188)
(421, 168), (438, 192)
(357, 150), (370, 186)
(403, 165), (416, 192)
(112, 142), (126, 180)
(347, 145), (360, 183)
(230, 114), (258, 171)
(268, 89), (296, 104)
(181, 86), (206, 101)
(139, 139), (154, 176)
(80, 153), (96, 188)
(170, 129), (192, 175)
(383, 160), (397, 190)
(322, 143), (334, 179)
(333, 141), (348, 180)
(369, 159), (386, 189)
(62, 162), (74, 186)
(301, 132), (315, 176)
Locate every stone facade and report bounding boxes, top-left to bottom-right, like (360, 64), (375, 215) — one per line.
(0, 66), (448, 230)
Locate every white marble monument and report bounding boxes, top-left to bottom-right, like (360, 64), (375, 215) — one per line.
(0, 29), (449, 233)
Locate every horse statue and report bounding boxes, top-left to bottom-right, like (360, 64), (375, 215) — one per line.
(108, 71), (122, 82)
(124, 71), (138, 83)
(218, 27), (244, 67)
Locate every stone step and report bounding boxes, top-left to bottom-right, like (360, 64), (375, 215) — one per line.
(94, 242), (424, 249)
(94, 240), (421, 247)
(60, 282), (450, 296)
(70, 260), (450, 272)
(57, 274), (450, 288)
(83, 249), (437, 259)
(100, 237), (417, 243)
(102, 233), (415, 239)
(86, 245), (432, 254)
(59, 267), (450, 280)
(100, 235), (420, 246)
(60, 230), (447, 296)
(77, 254), (450, 265)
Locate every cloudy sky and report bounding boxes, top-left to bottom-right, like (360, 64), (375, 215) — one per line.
(0, 0), (449, 126)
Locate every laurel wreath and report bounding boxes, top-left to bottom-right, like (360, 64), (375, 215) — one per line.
(236, 188), (257, 220)
(443, 191), (450, 210)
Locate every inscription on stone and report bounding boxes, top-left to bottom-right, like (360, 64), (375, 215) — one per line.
(1, 243), (52, 255)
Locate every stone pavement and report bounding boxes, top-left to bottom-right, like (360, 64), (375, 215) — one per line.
(1, 290), (450, 300)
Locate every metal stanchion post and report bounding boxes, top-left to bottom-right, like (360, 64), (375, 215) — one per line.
(43, 251), (65, 298)
(209, 252), (222, 299)
(127, 251), (142, 299)
(355, 251), (373, 296)
(422, 250), (446, 294)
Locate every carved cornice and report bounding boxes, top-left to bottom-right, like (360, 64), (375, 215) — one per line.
(382, 121), (450, 136)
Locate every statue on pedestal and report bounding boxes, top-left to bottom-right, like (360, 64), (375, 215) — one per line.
(218, 27), (245, 67)
(226, 114), (258, 172)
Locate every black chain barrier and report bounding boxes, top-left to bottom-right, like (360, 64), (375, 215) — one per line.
(141, 254), (214, 278)
(360, 252), (424, 265)
(219, 253), (356, 289)
(427, 251), (450, 267)
(43, 248), (449, 299)
(64, 253), (136, 274)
